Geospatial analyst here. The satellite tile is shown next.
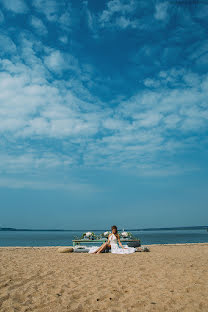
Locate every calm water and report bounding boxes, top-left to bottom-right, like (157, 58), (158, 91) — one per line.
(0, 229), (208, 246)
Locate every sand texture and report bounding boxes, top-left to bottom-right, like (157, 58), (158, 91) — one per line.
(0, 244), (208, 312)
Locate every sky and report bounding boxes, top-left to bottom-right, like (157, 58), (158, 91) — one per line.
(0, 0), (208, 230)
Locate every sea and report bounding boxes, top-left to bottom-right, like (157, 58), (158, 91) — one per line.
(0, 228), (208, 247)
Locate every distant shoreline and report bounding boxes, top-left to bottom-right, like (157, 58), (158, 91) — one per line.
(0, 225), (208, 232)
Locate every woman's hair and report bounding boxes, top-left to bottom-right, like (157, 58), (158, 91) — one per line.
(111, 225), (119, 238)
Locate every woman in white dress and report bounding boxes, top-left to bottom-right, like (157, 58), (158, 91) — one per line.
(89, 225), (136, 254)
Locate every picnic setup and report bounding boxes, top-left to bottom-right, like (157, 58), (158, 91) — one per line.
(72, 230), (141, 247)
(58, 230), (150, 253)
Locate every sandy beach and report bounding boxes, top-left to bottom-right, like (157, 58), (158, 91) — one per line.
(0, 244), (208, 312)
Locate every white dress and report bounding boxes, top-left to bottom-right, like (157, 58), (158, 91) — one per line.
(88, 233), (136, 254)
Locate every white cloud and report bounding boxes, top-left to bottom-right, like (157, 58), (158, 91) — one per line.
(100, 0), (136, 23)
(196, 53), (208, 67)
(59, 10), (71, 31)
(0, 31), (207, 178)
(83, 3), (99, 38)
(133, 111), (162, 127)
(44, 50), (78, 74)
(0, 177), (97, 192)
(32, 0), (60, 21)
(0, 153), (74, 173)
(31, 0), (71, 34)
(44, 50), (65, 73)
(0, 0), (206, 186)
(59, 35), (68, 44)
(0, 0), (28, 14)
(144, 78), (160, 88)
(0, 59), (207, 175)
(99, 0), (138, 29)
(187, 40), (208, 63)
(0, 34), (16, 55)
(30, 16), (48, 36)
(154, 2), (169, 21)
(0, 9), (4, 23)
(163, 114), (181, 129)
(145, 68), (203, 89)
(115, 16), (137, 29)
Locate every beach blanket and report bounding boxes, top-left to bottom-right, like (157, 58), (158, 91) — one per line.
(73, 245), (149, 253)
(88, 244), (136, 254)
(73, 246), (90, 253)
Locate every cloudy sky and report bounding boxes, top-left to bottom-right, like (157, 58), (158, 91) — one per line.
(0, 0), (208, 229)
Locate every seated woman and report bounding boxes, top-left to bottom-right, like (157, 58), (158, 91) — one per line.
(89, 225), (136, 254)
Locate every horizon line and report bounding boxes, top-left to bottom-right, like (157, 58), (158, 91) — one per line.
(0, 225), (208, 232)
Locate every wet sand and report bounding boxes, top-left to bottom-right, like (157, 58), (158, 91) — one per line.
(0, 243), (208, 312)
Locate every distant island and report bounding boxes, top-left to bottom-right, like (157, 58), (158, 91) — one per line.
(0, 226), (208, 232)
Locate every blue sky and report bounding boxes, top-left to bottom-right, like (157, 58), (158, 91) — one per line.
(0, 0), (208, 230)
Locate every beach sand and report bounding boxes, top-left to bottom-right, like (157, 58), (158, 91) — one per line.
(0, 244), (208, 312)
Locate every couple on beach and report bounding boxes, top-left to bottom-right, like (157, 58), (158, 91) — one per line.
(88, 225), (137, 254)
